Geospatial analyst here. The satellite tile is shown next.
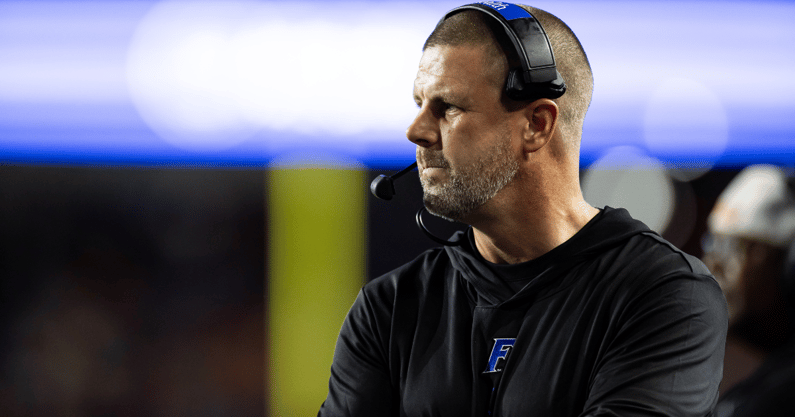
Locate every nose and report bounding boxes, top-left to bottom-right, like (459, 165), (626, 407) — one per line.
(406, 106), (439, 148)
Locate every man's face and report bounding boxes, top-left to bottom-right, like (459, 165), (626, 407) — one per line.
(407, 44), (521, 222)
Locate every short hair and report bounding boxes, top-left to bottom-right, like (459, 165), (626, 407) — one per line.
(423, 6), (593, 148)
(424, 10), (517, 90)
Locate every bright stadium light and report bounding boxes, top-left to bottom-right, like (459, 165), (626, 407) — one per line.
(125, 0), (431, 152)
(643, 78), (729, 180)
(1, 0), (793, 167)
(582, 146), (675, 234)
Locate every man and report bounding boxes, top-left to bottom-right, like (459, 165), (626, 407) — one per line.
(703, 165), (795, 417)
(319, 3), (727, 416)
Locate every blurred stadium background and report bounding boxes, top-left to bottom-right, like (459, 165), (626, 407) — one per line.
(1, 0), (793, 415)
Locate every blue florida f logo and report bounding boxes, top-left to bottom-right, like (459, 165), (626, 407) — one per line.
(484, 338), (516, 373)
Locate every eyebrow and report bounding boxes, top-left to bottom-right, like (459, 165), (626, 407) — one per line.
(413, 84), (470, 108)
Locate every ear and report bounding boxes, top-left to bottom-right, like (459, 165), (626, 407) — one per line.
(521, 99), (558, 153)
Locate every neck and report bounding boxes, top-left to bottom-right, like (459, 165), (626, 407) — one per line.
(468, 170), (598, 264)
(473, 188), (599, 264)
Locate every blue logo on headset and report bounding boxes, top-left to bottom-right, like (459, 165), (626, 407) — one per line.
(476, 1), (531, 20)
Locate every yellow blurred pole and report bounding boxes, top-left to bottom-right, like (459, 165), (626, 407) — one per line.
(267, 167), (366, 416)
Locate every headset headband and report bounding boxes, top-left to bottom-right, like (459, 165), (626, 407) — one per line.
(438, 2), (566, 100)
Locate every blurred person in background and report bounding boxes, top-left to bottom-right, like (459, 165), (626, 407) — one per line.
(703, 164), (795, 417)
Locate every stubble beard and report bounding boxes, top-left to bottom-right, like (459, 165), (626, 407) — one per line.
(419, 134), (520, 222)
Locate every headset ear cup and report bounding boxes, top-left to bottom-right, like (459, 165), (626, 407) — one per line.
(547, 73), (567, 99)
(505, 69), (567, 101)
(504, 69), (526, 101)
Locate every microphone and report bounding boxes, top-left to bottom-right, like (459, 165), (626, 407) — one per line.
(369, 161), (463, 246)
(370, 162), (417, 200)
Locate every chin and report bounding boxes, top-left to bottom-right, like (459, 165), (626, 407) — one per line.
(422, 198), (457, 222)
(424, 198), (476, 224)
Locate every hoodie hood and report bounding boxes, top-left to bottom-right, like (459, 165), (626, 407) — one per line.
(445, 207), (651, 306)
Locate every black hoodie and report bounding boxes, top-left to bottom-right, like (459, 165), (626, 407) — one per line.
(319, 207), (728, 417)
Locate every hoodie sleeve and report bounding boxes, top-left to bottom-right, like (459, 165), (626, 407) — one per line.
(580, 270), (728, 417)
(317, 288), (398, 417)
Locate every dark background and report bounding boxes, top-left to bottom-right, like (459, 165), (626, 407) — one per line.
(0, 167), (265, 416)
(0, 164), (738, 416)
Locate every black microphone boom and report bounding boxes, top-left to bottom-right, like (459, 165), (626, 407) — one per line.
(370, 162), (417, 200)
(369, 161), (462, 246)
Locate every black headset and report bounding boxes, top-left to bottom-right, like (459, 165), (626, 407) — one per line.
(370, 1), (567, 245)
(441, 2), (566, 101)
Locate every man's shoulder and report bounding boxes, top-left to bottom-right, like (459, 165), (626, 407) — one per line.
(634, 231), (711, 275)
(362, 246), (454, 299)
(599, 231), (724, 311)
(594, 207), (710, 277)
(583, 229), (720, 305)
(349, 247), (462, 334)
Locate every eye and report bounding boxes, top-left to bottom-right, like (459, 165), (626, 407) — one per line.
(442, 102), (461, 114)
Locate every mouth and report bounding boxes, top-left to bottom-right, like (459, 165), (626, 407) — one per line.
(419, 165), (449, 188)
(418, 158), (449, 171)
(419, 161), (447, 174)
(417, 150), (449, 178)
